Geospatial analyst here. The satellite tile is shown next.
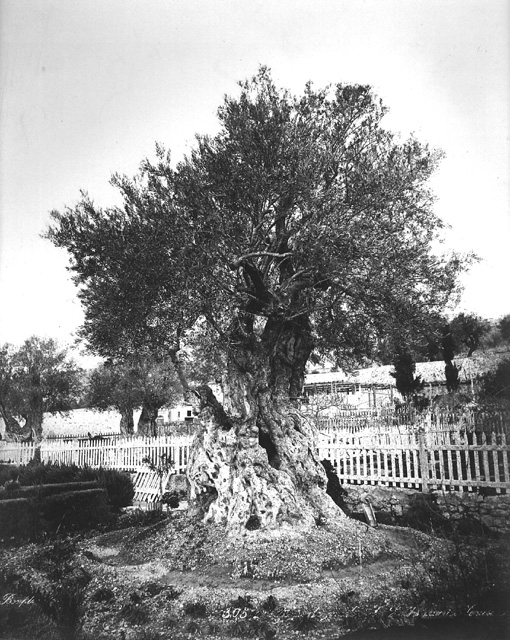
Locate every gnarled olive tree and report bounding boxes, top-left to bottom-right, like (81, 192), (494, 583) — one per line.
(47, 69), (466, 532)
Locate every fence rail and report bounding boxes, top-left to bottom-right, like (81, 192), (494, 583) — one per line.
(1, 410), (510, 493)
(317, 422), (510, 492)
(0, 435), (193, 474)
(316, 408), (510, 432)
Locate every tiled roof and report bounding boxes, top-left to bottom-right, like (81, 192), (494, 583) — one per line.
(305, 351), (510, 387)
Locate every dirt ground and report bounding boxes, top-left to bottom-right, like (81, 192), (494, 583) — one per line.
(1, 510), (509, 640)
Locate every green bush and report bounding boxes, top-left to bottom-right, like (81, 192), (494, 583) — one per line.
(0, 463), (23, 485)
(94, 468), (134, 511)
(0, 487), (113, 541)
(39, 488), (113, 534)
(0, 481), (99, 501)
(75, 466), (134, 510)
(480, 358), (510, 404)
(0, 462), (134, 511)
(0, 461), (81, 487)
(0, 497), (37, 542)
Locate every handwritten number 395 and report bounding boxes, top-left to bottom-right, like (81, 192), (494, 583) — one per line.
(222, 607), (248, 619)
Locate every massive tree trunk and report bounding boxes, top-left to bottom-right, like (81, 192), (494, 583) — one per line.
(22, 395), (44, 461)
(0, 402), (24, 440)
(187, 316), (345, 533)
(137, 400), (161, 436)
(119, 405), (135, 435)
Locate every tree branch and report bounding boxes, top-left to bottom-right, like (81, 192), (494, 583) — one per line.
(229, 252), (293, 270)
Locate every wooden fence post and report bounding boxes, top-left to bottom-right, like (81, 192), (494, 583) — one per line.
(418, 427), (429, 493)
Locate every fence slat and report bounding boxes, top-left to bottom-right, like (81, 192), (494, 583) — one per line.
(2, 410), (510, 493)
(317, 409), (510, 493)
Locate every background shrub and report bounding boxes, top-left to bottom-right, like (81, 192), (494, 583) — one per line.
(0, 487), (113, 542)
(39, 488), (113, 534)
(94, 468), (134, 511)
(0, 462), (134, 511)
(0, 497), (37, 542)
(1, 461), (80, 487)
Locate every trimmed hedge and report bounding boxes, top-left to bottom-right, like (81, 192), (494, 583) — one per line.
(77, 467), (134, 511)
(39, 488), (113, 534)
(0, 487), (113, 541)
(0, 481), (99, 501)
(0, 497), (38, 540)
(0, 462), (134, 511)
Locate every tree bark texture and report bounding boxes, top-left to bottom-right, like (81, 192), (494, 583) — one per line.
(187, 317), (344, 532)
(137, 402), (161, 436)
(119, 406), (135, 435)
(0, 402), (24, 440)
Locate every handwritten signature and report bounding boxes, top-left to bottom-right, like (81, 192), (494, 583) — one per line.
(1, 594), (36, 607)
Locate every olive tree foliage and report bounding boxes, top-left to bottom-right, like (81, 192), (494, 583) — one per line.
(449, 312), (489, 357)
(371, 310), (447, 365)
(0, 337), (82, 441)
(498, 314), (510, 344)
(47, 69), (468, 531)
(86, 354), (182, 435)
(0, 344), (22, 437)
(86, 362), (139, 435)
(481, 358), (510, 405)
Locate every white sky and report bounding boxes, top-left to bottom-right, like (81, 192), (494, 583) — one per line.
(1, 0), (509, 356)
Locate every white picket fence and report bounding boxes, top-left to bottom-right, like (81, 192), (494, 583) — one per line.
(1, 413), (509, 493)
(0, 435), (193, 474)
(318, 422), (510, 493)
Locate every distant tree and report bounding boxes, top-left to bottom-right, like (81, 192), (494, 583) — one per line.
(86, 353), (182, 435)
(444, 361), (461, 394)
(450, 312), (489, 357)
(0, 344), (23, 437)
(86, 362), (139, 434)
(480, 358), (510, 404)
(440, 325), (460, 393)
(372, 311), (447, 365)
(441, 324), (456, 362)
(135, 354), (183, 435)
(421, 313), (448, 362)
(390, 350), (427, 408)
(0, 337), (82, 443)
(498, 315), (510, 344)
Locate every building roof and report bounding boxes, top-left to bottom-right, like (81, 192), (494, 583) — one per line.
(304, 350), (510, 388)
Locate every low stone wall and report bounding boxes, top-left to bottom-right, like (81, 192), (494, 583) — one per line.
(342, 485), (419, 522)
(433, 490), (510, 533)
(342, 483), (510, 533)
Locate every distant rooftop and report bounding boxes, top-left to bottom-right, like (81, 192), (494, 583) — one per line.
(305, 350), (510, 387)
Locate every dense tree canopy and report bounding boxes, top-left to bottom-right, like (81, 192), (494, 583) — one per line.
(48, 69), (465, 374)
(481, 358), (510, 404)
(47, 69), (469, 531)
(449, 312), (489, 357)
(498, 315), (510, 344)
(86, 354), (182, 435)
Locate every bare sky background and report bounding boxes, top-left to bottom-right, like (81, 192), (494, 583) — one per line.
(1, 0), (509, 359)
